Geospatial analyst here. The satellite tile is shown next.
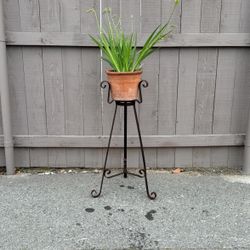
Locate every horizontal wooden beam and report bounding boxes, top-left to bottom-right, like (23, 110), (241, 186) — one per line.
(5, 32), (250, 47)
(0, 134), (245, 148)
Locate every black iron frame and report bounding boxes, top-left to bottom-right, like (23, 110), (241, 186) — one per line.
(91, 80), (157, 200)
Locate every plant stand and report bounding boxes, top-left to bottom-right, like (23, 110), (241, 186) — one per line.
(91, 80), (157, 200)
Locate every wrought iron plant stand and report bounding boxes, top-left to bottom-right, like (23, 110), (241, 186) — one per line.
(91, 80), (157, 200)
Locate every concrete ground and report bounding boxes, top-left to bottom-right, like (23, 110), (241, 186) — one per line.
(0, 170), (249, 249)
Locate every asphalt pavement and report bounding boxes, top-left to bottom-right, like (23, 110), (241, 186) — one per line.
(0, 170), (249, 249)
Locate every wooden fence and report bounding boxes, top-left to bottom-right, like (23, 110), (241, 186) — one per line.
(1, 0), (250, 169)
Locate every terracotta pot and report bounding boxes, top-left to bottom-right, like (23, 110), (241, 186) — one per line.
(106, 70), (142, 101)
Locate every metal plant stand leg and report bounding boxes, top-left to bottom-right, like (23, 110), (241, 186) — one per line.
(132, 104), (157, 200)
(123, 102), (128, 178)
(91, 80), (157, 200)
(91, 104), (118, 198)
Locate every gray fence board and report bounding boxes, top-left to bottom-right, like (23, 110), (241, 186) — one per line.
(39, 0), (67, 167)
(80, 0), (100, 33)
(3, 0), (21, 31)
(162, 0), (181, 32)
(101, 0), (122, 169)
(157, 0), (180, 169)
(19, 0), (40, 32)
(6, 134), (243, 148)
(82, 48), (102, 168)
(120, 0), (140, 34)
(193, 48), (218, 168)
(22, 47), (48, 167)
(7, 32), (250, 47)
(43, 48), (67, 167)
(80, 1), (101, 168)
(193, 0), (221, 168)
(3, 0), (30, 168)
(60, 0), (80, 32)
(19, 0), (47, 167)
(227, 1), (250, 169)
(121, 0), (140, 169)
(157, 49), (179, 168)
(39, 0), (60, 32)
(63, 48), (84, 167)
(7, 47), (30, 167)
(140, 0), (161, 168)
(231, 49), (250, 134)
(61, 0), (84, 167)
(220, 0), (241, 33)
(228, 49), (250, 169)
(212, 49), (237, 168)
(240, 0), (250, 33)
(175, 0), (201, 168)
(200, 0), (221, 33)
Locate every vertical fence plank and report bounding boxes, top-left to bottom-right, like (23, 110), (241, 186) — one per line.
(200, 0), (221, 33)
(212, 0), (241, 168)
(181, 0), (201, 32)
(62, 48), (85, 167)
(158, 49), (179, 168)
(3, 0), (21, 31)
(0, 95), (3, 165)
(80, 0), (100, 33)
(22, 48), (48, 167)
(101, 0), (122, 169)
(229, 0), (250, 169)
(175, 0), (201, 168)
(228, 0), (250, 169)
(1, 0), (21, 166)
(140, 0), (161, 168)
(82, 48), (103, 168)
(157, 0), (181, 168)
(42, 48), (66, 167)
(120, 0), (140, 169)
(7, 47), (30, 167)
(60, 0), (81, 32)
(60, 0), (84, 167)
(39, 0), (60, 32)
(212, 49), (237, 168)
(120, 0), (140, 33)
(4, 0), (30, 167)
(220, 0), (241, 33)
(162, 0), (181, 33)
(193, 0), (221, 168)
(234, 0), (250, 168)
(229, 48), (250, 169)
(20, 0), (49, 167)
(39, 0), (66, 167)
(19, 0), (40, 31)
(239, 0), (250, 33)
(175, 48), (198, 168)
(193, 48), (218, 168)
(80, 0), (103, 168)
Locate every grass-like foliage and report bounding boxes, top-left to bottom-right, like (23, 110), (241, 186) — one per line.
(88, 0), (179, 72)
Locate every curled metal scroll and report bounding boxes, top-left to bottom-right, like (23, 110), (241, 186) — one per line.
(139, 169), (157, 200)
(91, 189), (100, 198)
(100, 80), (114, 104)
(136, 80), (149, 103)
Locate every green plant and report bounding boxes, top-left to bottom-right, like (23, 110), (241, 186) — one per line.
(88, 0), (179, 72)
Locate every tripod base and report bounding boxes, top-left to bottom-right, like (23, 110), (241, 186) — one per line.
(91, 81), (157, 200)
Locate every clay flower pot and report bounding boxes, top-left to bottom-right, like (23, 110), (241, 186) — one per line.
(106, 70), (142, 101)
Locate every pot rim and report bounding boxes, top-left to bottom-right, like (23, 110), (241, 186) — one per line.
(106, 69), (142, 75)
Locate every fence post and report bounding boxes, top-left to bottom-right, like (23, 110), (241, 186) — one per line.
(0, 0), (15, 175)
(243, 108), (250, 174)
